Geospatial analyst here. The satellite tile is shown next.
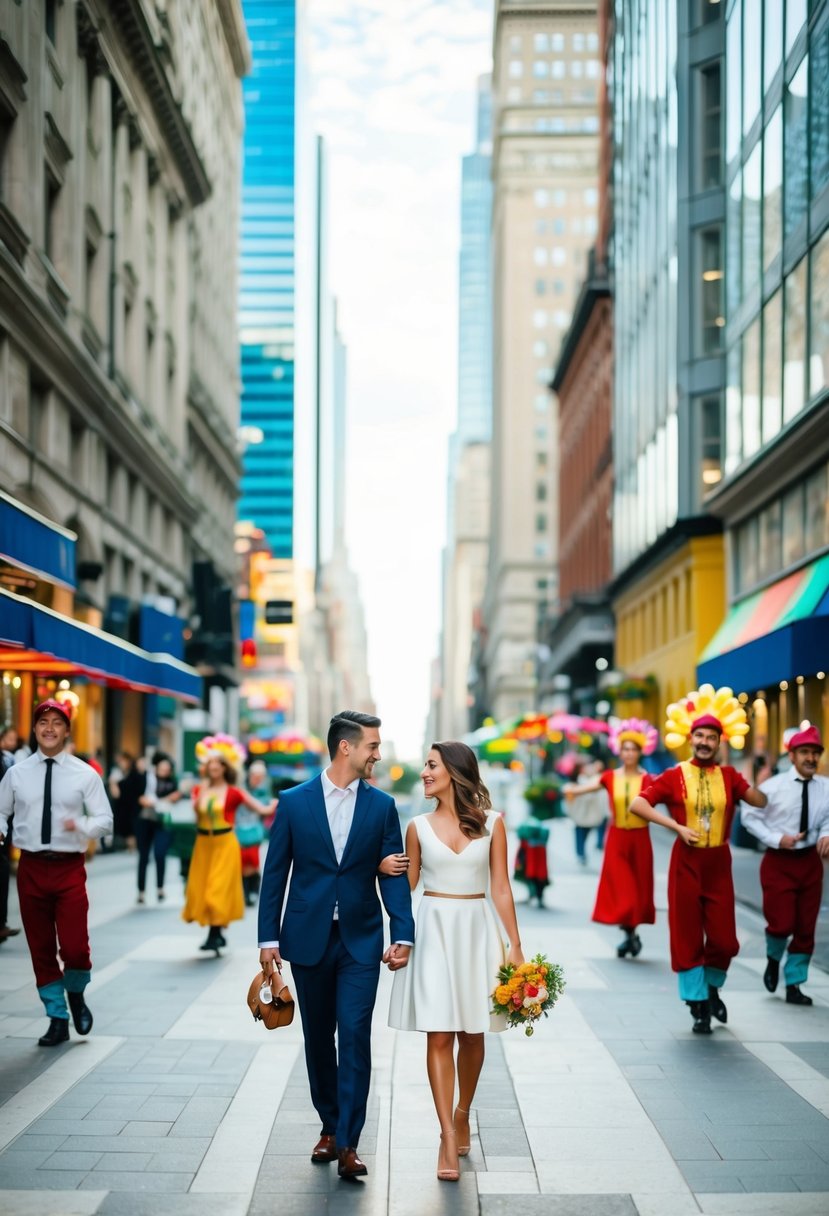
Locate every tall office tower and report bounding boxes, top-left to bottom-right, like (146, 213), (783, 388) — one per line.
(609, 1), (729, 726)
(482, 1), (599, 721)
(238, 0), (296, 558)
(438, 75), (494, 738)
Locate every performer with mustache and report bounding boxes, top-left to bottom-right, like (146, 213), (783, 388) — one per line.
(628, 688), (767, 1034)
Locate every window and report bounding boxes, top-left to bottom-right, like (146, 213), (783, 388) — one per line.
(699, 227), (724, 354)
(762, 289), (782, 444)
(552, 33), (564, 52)
(782, 485), (805, 567)
(553, 311), (570, 329)
(762, 106), (783, 273)
(584, 188), (598, 207)
(0, 111), (13, 201)
(587, 32), (599, 51)
(533, 340), (548, 358)
(785, 0), (807, 57)
(535, 513), (547, 533)
(811, 21), (829, 200)
(534, 33), (549, 53)
(586, 61), (600, 79)
(533, 310), (548, 328)
(536, 219), (548, 235)
(535, 278), (546, 295)
(726, 5), (742, 164)
(573, 33), (585, 52)
(743, 0), (762, 135)
(809, 228), (829, 400)
(534, 247), (548, 266)
(535, 394), (548, 412)
(742, 316), (761, 458)
(727, 172), (742, 319)
(725, 343), (742, 473)
(763, 0), (783, 91)
(783, 257), (807, 422)
(551, 61), (565, 79)
(742, 142), (761, 299)
(509, 35), (522, 53)
(805, 464), (829, 552)
(553, 217), (565, 235)
(699, 63), (722, 189)
(45, 0), (56, 43)
(509, 60), (523, 79)
(507, 86), (522, 103)
(534, 188), (549, 207)
(533, 61), (548, 78)
(552, 248), (566, 265)
(698, 394), (723, 499)
(44, 168), (60, 264)
(536, 482), (548, 502)
(784, 56), (809, 239)
(757, 499), (782, 581)
(571, 61), (584, 79)
(736, 516), (759, 593)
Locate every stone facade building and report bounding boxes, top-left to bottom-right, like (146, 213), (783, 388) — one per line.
(0, 0), (249, 753)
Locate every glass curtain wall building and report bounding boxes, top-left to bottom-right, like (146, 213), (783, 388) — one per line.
(238, 0), (296, 558)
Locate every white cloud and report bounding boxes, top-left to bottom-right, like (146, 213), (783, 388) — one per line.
(307, 0), (491, 756)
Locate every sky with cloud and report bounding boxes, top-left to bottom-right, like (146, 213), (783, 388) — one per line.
(307, 0), (493, 757)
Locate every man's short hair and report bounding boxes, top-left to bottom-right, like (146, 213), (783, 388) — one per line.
(327, 710), (381, 760)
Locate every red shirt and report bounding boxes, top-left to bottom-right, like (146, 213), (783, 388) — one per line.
(641, 760), (750, 847)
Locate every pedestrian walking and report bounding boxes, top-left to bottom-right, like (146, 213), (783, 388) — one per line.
(564, 756), (608, 864)
(183, 735), (274, 953)
(741, 725), (829, 1006)
(514, 813), (550, 907)
(236, 760), (272, 906)
(108, 751), (145, 850)
(258, 711), (415, 1181)
(135, 753), (180, 904)
(388, 741), (523, 1182)
(629, 687), (766, 1034)
(586, 718), (658, 959)
(0, 700), (112, 1046)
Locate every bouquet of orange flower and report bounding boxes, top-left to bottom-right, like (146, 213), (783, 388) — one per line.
(491, 953), (565, 1036)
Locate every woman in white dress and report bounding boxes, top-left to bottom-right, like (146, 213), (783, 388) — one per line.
(389, 741), (523, 1182)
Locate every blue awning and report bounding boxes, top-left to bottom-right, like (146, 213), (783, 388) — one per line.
(0, 588), (202, 702)
(0, 492), (76, 589)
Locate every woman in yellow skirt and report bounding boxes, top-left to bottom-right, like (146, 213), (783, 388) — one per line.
(183, 736), (275, 953)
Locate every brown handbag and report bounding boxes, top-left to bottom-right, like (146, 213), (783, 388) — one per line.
(246, 968), (295, 1030)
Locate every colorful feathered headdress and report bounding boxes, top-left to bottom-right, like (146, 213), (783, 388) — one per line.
(664, 685), (749, 752)
(608, 717), (658, 756)
(195, 732), (247, 771)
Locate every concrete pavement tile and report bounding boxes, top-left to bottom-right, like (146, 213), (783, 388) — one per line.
(478, 1128), (531, 1155)
(95, 1195), (250, 1215)
(537, 1160), (691, 1195)
(632, 1195), (700, 1215)
(697, 1196), (829, 1213)
(750, 1141), (825, 1162)
(132, 1099), (187, 1121)
(477, 1171), (538, 1193)
(79, 1170), (193, 1192)
(120, 1122), (172, 1136)
(59, 1135), (209, 1154)
(0, 1168), (91, 1189)
(0, 1191), (106, 1215)
(475, 1108), (524, 1127)
(483, 1155), (539, 1171)
(32, 1120), (128, 1137)
(40, 1150), (103, 1170)
(91, 1152), (154, 1171)
(481, 1198), (637, 1216)
(4, 1134), (69, 1152)
(87, 1097), (150, 1118)
(0, 1148), (56, 1168)
(791, 1171), (829, 1191)
(166, 1121), (222, 1136)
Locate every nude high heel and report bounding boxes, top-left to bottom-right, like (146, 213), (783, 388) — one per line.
(437, 1131), (460, 1181)
(454, 1106), (471, 1156)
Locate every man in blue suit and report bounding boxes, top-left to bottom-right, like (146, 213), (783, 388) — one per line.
(258, 711), (414, 1180)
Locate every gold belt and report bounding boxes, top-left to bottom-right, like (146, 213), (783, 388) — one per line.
(423, 891), (485, 900)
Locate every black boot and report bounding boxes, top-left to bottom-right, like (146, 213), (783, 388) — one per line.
(38, 1017), (70, 1047)
(616, 929), (636, 958)
(763, 957), (780, 993)
(200, 927), (224, 953)
(708, 985), (727, 1023)
(688, 1000), (712, 1034)
(629, 932), (643, 958)
(67, 991), (93, 1035)
(786, 985), (813, 1006)
(242, 875), (255, 907)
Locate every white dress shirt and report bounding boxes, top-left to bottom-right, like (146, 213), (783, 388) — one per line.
(740, 767), (829, 850)
(0, 747), (113, 851)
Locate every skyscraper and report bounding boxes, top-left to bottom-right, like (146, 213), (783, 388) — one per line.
(238, 0), (296, 558)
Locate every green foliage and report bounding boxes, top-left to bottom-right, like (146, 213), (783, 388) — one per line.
(522, 777), (564, 818)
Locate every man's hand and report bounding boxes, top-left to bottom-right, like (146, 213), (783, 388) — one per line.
(259, 946), (283, 976)
(818, 837), (829, 859)
(779, 832), (806, 849)
(378, 852), (409, 876)
(63, 817), (78, 831)
(675, 824), (700, 846)
(382, 944), (410, 971)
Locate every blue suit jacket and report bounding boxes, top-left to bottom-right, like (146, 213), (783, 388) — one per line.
(258, 775), (415, 967)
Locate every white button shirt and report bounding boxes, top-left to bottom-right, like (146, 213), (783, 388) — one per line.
(0, 748), (113, 851)
(740, 767), (829, 850)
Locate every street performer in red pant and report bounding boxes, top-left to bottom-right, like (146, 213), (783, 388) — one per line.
(0, 700), (112, 1046)
(628, 685), (767, 1034)
(740, 725), (829, 1006)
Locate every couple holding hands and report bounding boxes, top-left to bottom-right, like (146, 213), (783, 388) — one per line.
(257, 710), (522, 1183)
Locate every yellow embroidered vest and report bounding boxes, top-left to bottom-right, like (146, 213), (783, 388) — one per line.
(679, 762), (728, 848)
(611, 770), (649, 829)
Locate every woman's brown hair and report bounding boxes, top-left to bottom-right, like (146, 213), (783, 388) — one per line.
(431, 740), (491, 838)
(203, 752), (237, 786)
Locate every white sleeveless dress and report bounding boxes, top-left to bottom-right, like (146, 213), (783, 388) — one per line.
(388, 811), (506, 1033)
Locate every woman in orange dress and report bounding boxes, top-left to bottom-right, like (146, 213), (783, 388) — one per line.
(183, 736), (275, 953)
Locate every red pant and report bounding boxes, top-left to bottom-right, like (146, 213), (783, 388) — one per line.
(17, 852), (91, 988)
(760, 848), (823, 955)
(667, 842), (739, 974)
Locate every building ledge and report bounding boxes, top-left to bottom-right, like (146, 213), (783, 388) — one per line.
(610, 516), (723, 602)
(551, 246), (610, 392)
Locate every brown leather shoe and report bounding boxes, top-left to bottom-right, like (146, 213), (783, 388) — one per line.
(338, 1146), (367, 1179)
(311, 1134), (337, 1163)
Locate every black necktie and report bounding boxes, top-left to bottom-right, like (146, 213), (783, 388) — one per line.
(799, 778), (810, 838)
(41, 758), (55, 845)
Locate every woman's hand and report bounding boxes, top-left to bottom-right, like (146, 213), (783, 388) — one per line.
(378, 852), (409, 876)
(507, 943), (524, 968)
(675, 824), (700, 846)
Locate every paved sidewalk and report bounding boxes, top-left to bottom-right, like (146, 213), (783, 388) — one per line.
(0, 821), (828, 1214)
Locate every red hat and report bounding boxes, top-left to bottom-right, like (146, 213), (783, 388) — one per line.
(690, 713), (723, 734)
(787, 725), (823, 752)
(33, 699), (72, 727)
